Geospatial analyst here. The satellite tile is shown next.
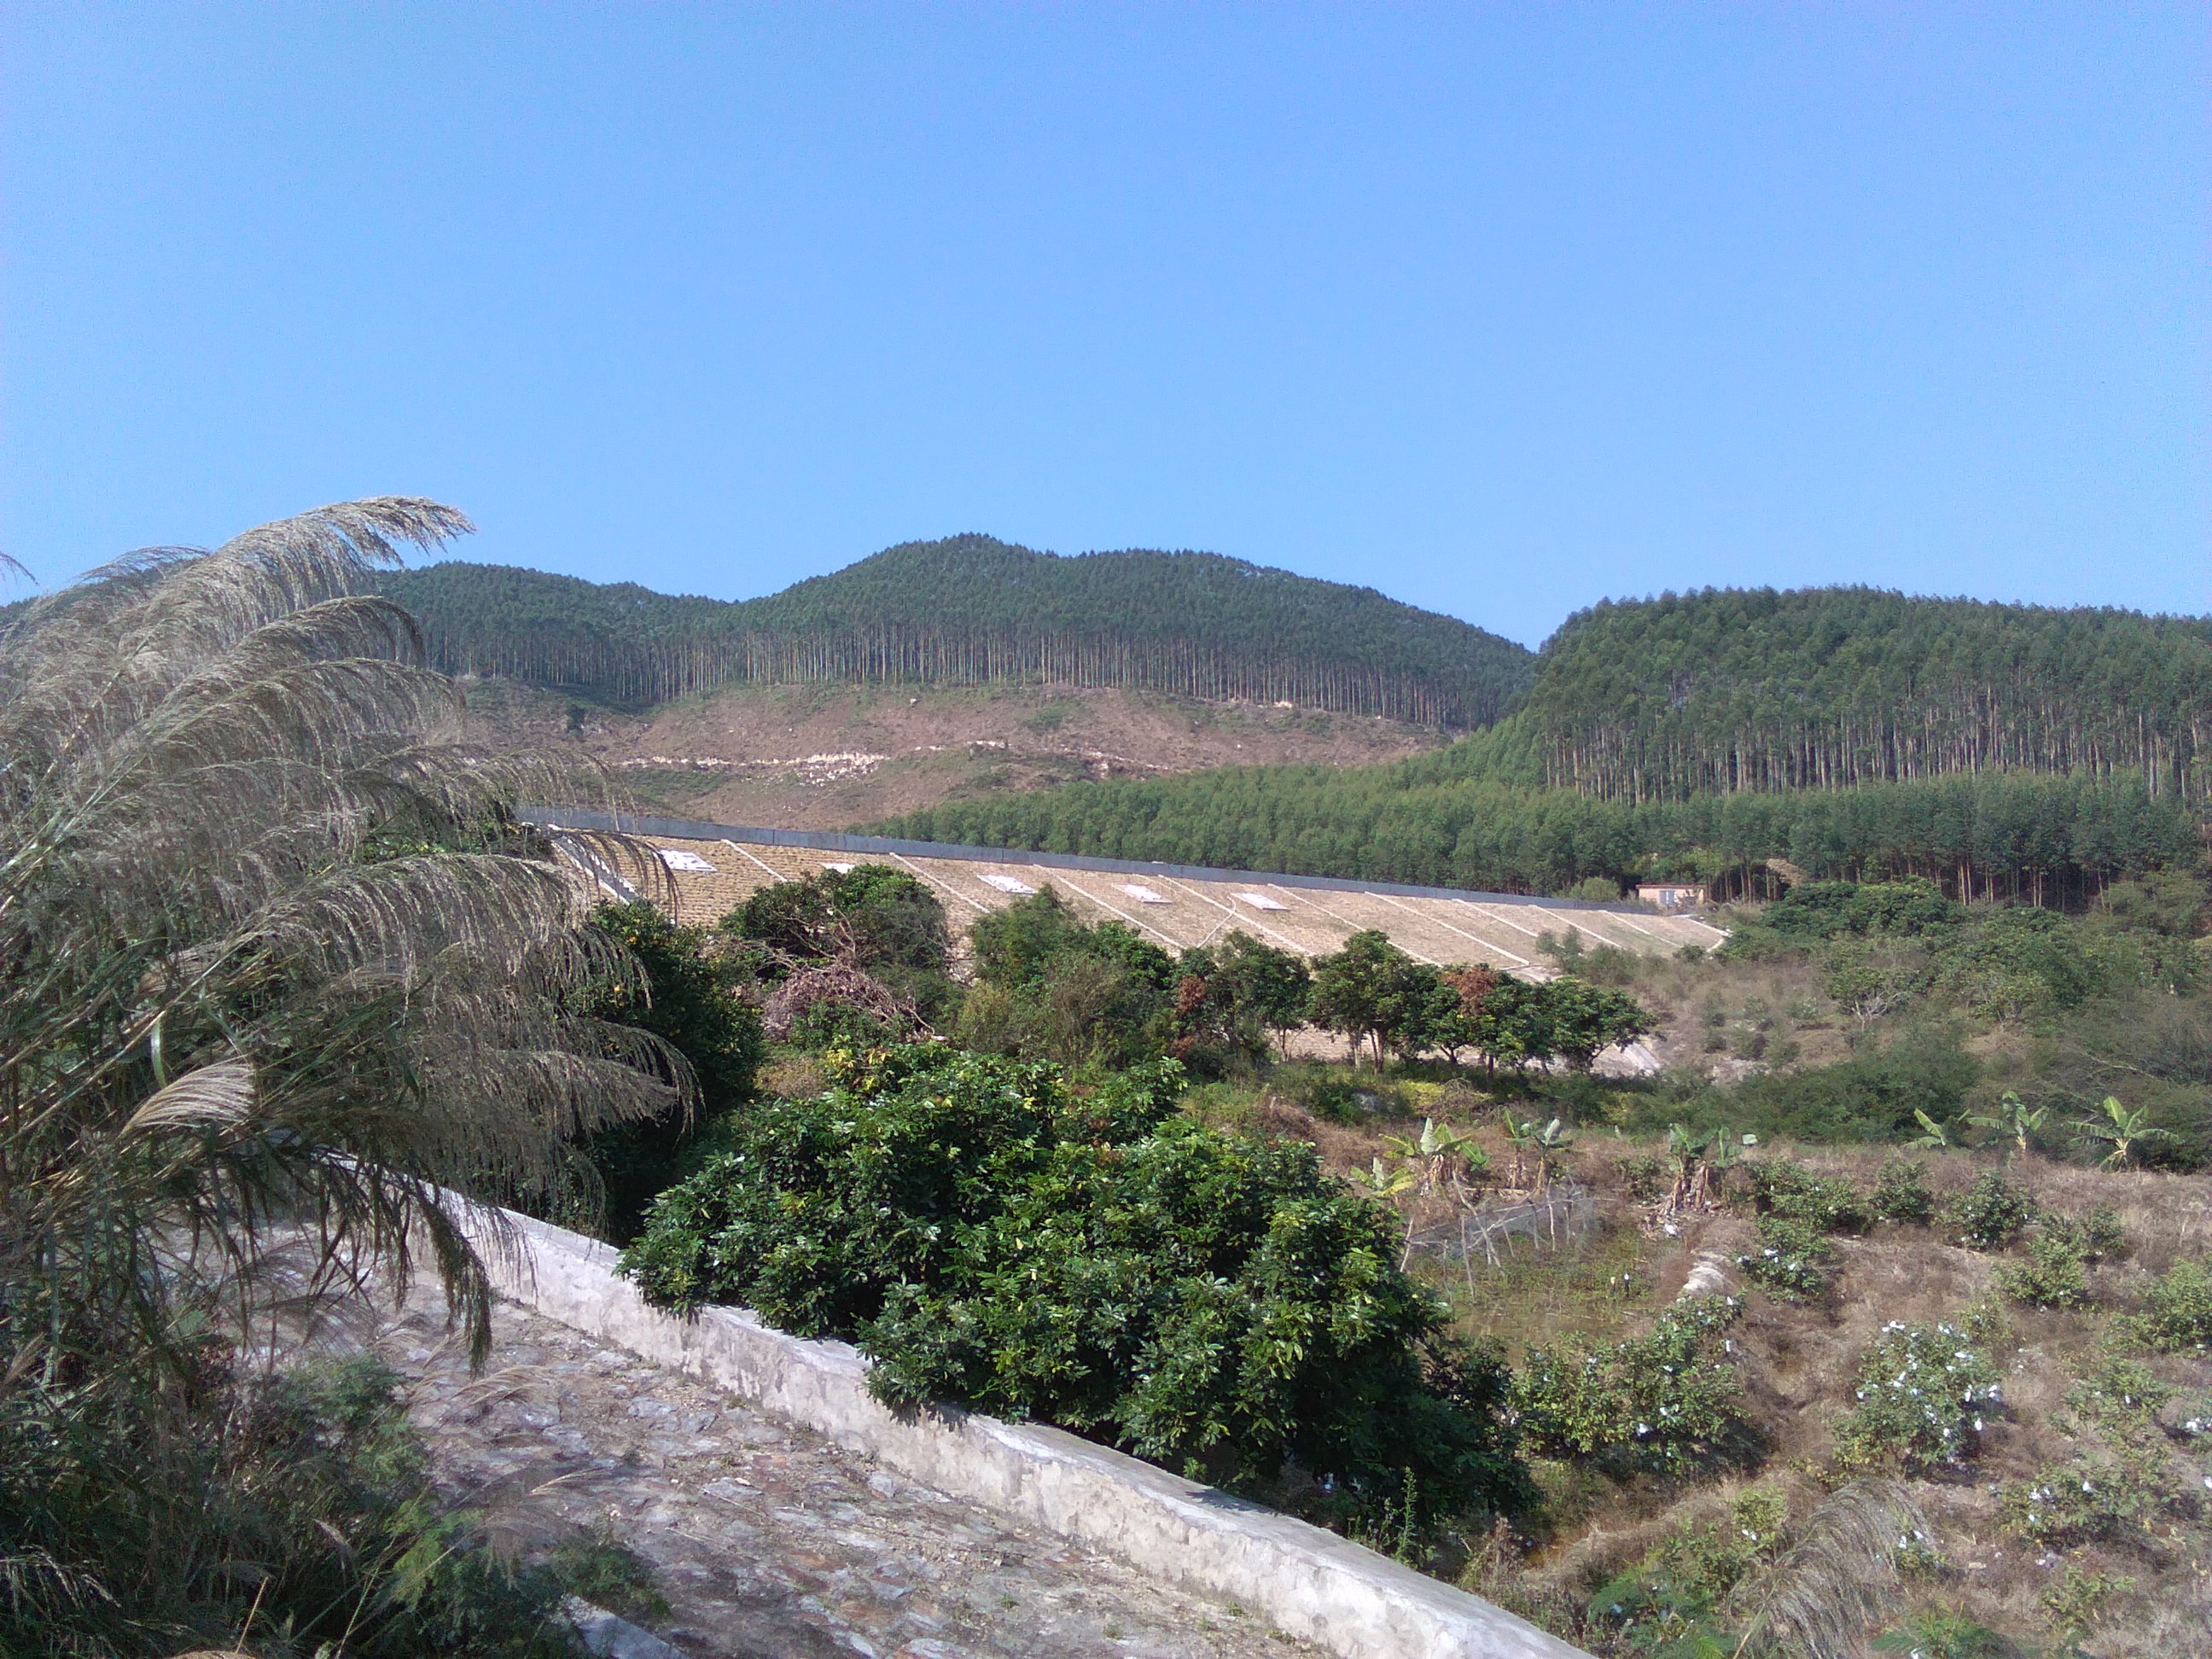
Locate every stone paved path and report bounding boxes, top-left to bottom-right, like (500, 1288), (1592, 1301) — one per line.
(377, 1287), (1316, 1659)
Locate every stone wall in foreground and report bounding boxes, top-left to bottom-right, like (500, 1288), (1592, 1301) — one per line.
(473, 1206), (1589, 1659)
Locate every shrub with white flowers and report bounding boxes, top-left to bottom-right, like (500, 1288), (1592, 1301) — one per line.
(1510, 1295), (1748, 1473)
(2139, 1259), (2212, 1352)
(1831, 1319), (2002, 1473)
(2004, 1357), (2193, 1546)
(2001, 1457), (2161, 1546)
(1737, 1214), (1833, 1299)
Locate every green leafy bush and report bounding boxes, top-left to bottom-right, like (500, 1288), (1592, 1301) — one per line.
(1615, 1155), (1668, 1203)
(1947, 1171), (2036, 1250)
(2064, 1355), (2172, 1432)
(1642, 1039), (1978, 1144)
(1763, 877), (1960, 940)
(1747, 1160), (1871, 1233)
(1510, 1295), (1748, 1474)
(2003, 1356), (2178, 1551)
(1737, 1214), (1833, 1300)
(1931, 906), (2104, 1019)
(2001, 1457), (2160, 1548)
(2137, 1259), (2212, 1351)
(1869, 1158), (1935, 1225)
(2038, 1566), (2136, 1643)
(1586, 1487), (1790, 1656)
(1831, 1320), (2002, 1474)
(1997, 1212), (2122, 1309)
(620, 1045), (1528, 1536)
(1997, 1225), (2090, 1309)
(960, 888), (1177, 1067)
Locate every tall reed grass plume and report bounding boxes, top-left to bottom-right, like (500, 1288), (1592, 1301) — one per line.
(0, 501), (689, 1650)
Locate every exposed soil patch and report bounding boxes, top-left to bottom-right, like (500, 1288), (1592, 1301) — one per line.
(459, 678), (1445, 830)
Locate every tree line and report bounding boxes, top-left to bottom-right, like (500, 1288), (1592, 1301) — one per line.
(378, 534), (1536, 727)
(876, 766), (2204, 906)
(1516, 586), (2212, 803)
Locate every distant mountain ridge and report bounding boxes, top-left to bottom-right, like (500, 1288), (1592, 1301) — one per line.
(381, 535), (1536, 729)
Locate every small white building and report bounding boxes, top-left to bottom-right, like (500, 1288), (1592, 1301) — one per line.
(1637, 881), (1709, 911)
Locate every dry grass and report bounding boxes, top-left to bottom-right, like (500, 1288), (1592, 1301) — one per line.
(1572, 937), (1851, 1078)
(1206, 1074), (2212, 1656)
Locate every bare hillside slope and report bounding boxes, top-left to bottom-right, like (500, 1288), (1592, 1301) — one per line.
(463, 677), (1447, 830)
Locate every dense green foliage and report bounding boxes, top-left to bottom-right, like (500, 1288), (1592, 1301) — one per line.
(1169, 931), (1314, 1071)
(956, 887), (1179, 1068)
(580, 901), (766, 1240)
(620, 1046), (1528, 1535)
(1518, 586), (2212, 802)
(1302, 931), (1653, 1072)
(1655, 1039), (1981, 1145)
(381, 536), (1535, 726)
(879, 764), (2199, 905)
(1307, 930), (1459, 1065)
(2137, 1260), (2212, 1351)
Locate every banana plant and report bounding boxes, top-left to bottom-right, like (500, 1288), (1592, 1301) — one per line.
(1967, 1091), (2047, 1161)
(1512, 1116), (1576, 1194)
(1662, 1122), (1708, 1210)
(1382, 1117), (1487, 1198)
(1500, 1115), (1540, 1190)
(1360, 1155), (1417, 1201)
(1907, 1109), (1953, 1150)
(2074, 1096), (2165, 1169)
(1358, 1155), (1420, 1269)
(1700, 1126), (1743, 1203)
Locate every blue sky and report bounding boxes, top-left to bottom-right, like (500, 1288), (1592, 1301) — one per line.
(3, 3), (2203, 646)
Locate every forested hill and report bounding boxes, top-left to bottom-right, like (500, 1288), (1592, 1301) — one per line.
(876, 585), (2212, 904)
(1516, 587), (2212, 804)
(378, 536), (1536, 729)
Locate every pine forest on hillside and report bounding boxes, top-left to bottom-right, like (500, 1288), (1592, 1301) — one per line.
(876, 589), (2212, 905)
(391, 556), (2212, 815)
(1523, 588), (2212, 804)
(380, 534), (1536, 729)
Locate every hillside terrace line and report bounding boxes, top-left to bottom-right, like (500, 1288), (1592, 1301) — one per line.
(522, 809), (1727, 971)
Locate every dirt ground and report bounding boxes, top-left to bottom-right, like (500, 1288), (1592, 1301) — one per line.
(459, 678), (1446, 830)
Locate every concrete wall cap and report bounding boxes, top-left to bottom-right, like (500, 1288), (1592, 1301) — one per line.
(476, 1206), (1589, 1659)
